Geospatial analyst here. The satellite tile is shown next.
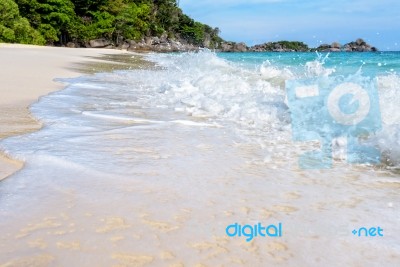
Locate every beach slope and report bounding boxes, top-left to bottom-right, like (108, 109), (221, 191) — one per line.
(0, 44), (129, 180)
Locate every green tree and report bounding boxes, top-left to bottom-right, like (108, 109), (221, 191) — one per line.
(0, 0), (44, 44)
(83, 11), (115, 40)
(114, 3), (150, 41)
(3, 0), (225, 47)
(181, 22), (205, 45)
(16, 0), (77, 44)
(154, 0), (179, 33)
(72, 0), (108, 16)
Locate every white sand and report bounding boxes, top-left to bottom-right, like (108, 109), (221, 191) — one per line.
(0, 43), (130, 180)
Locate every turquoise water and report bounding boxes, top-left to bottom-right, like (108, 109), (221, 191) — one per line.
(219, 51), (400, 76)
(0, 51), (399, 265)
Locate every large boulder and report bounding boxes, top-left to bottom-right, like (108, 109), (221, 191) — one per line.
(66, 42), (77, 48)
(233, 42), (248, 52)
(89, 38), (111, 48)
(221, 42), (234, 52)
(220, 42), (247, 52)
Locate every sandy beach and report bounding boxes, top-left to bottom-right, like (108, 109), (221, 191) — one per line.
(0, 45), (398, 266)
(0, 44), (131, 180)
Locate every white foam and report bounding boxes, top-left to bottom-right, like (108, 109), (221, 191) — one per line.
(171, 120), (221, 127)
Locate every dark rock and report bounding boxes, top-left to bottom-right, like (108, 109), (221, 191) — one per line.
(66, 42), (76, 48)
(233, 42), (248, 52)
(219, 42), (248, 52)
(221, 42), (234, 52)
(89, 38), (111, 48)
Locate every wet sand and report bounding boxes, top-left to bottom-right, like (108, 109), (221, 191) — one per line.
(0, 44), (140, 181)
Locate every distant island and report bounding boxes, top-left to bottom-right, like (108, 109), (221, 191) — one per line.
(0, 0), (378, 52)
(219, 38), (378, 52)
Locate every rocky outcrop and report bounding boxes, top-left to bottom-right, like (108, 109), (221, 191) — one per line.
(315, 42), (342, 52)
(125, 37), (199, 52)
(85, 36), (201, 52)
(344, 38), (378, 52)
(80, 37), (378, 53)
(220, 42), (248, 52)
(315, 39), (378, 52)
(249, 41), (309, 52)
(89, 38), (112, 48)
(66, 42), (77, 48)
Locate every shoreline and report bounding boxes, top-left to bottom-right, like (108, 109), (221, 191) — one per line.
(0, 44), (140, 181)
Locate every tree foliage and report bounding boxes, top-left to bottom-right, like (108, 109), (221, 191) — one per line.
(0, 0), (224, 47)
(0, 0), (45, 44)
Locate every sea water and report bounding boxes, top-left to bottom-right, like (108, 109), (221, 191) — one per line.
(0, 51), (399, 266)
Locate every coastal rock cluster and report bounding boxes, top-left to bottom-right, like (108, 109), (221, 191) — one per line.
(316, 39), (377, 52)
(249, 41), (309, 52)
(220, 38), (378, 52)
(71, 35), (200, 52)
(126, 36), (199, 52)
(73, 37), (378, 53)
(220, 42), (248, 52)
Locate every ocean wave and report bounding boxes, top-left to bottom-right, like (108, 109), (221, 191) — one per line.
(142, 51), (400, 168)
(1, 50), (399, 170)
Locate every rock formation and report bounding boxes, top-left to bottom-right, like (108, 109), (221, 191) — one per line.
(315, 39), (378, 52)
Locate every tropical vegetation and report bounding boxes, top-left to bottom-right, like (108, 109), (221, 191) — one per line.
(0, 0), (223, 47)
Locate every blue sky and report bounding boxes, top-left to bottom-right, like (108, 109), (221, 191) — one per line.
(179, 0), (400, 50)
